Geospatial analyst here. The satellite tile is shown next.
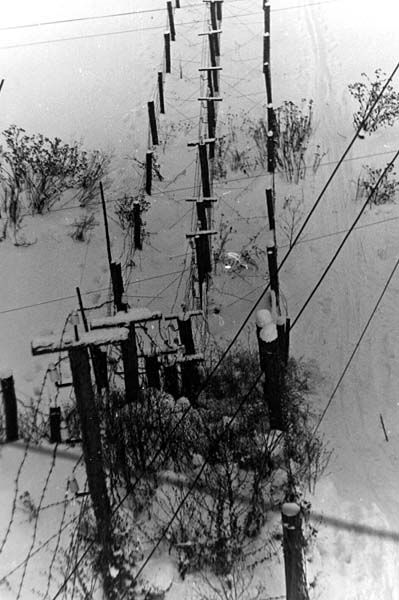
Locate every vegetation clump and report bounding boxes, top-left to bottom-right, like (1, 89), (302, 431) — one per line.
(348, 69), (399, 135)
(355, 164), (399, 207)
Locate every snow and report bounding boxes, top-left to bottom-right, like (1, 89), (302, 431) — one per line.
(90, 308), (162, 329)
(31, 327), (130, 354)
(1, 0), (399, 598)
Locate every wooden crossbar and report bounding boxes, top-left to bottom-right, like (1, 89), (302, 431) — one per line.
(187, 137), (216, 147)
(185, 197), (218, 202)
(90, 309), (162, 330)
(31, 328), (130, 355)
(198, 66), (223, 71)
(198, 29), (222, 36)
(186, 229), (217, 238)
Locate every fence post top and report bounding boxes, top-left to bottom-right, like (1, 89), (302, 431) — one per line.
(0, 368), (13, 379)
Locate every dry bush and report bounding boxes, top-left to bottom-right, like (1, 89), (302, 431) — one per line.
(348, 69), (399, 134)
(274, 99), (313, 183)
(355, 164), (399, 207)
(69, 212), (98, 242)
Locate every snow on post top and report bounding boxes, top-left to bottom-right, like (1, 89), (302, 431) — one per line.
(90, 308), (162, 329)
(31, 327), (130, 355)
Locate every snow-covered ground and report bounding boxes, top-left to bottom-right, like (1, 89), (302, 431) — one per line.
(1, 0), (399, 598)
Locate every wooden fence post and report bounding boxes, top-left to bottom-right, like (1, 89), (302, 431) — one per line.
(133, 201), (143, 250)
(216, 0), (223, 21)
(281, 502), (310, 600)
(145, 355), (161, 389)
(177, 317), (196, 355)
(163, 362), (180, 398)
(176, 0), (181, 7)
(148, 100), (159, 146)
(255, 313), (284, 431)
(158, 72), (165, 114)
(1, 370), (18, 442)
(110, 262), (125, 312)
(264, 63), (272, 101)
(164, 32), (171, 73)
(146, 151), (153, 196)
(120, 324), (139, 404)
(199, 143), (211, 198)
(49, 406), (62, 443)
(68, 346), (112, 593)
(167, 1), (176, 41)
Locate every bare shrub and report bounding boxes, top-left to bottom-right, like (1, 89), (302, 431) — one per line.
(348, 69), (399, 134)
(355, 164), (399, 207)
(279, 193), (305, 248)
(274, 99), (314, 183)
(69, 212), (98, 242)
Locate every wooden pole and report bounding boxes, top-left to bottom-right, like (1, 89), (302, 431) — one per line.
(264, 1), (270, 34)
(267, 245), (278, 295)
(110, 262), (125, 311)
(266, 188), (275, 231)
(0, 79), (4, 94)
(133, 201), (142, 250)
(76, 286), (89, 333)
(207, 99), (216, 140)
(163, 363), (180, 398)
(100, 182), (112, 269)
(158, 72), (165, 114)
(50, 407), (62, 443)
(257, 331), (284, 431)
(199, 143), (211, 198)
(68, 346), (112, 591)
(197, 203), (208, 230)
(167, 1), (176, 41)
(164, 32), (171, 73)
(281, 502), (310, 600)
(146, 151), (153, 196)
(1, 371), (18, 442)
(148, 101), (159, 146)
(267, 103), (275, 133)
(120, 324), (139, 404)
(264, 63), (272, 100)
(176, 0), (181, 7)
(207, 69), (214, 96)
(145, 355), (161, 389)
(210, 5), (220, 57)
(263, 32), (270, 71)
(177, 317), (196, 355)
(208, 35), (219, 92)
(267, 131), (275, 173)
(91, 346), (109, 393)
(216, 0), (223, 21)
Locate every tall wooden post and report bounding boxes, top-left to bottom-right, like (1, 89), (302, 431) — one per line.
(199, 143), (211, 198)
(177, 317), (196, 355)
(164, 32), (171, 73)
(176, 0), (181, 7)
(163, 363), (180, 398)
(120, 324), (139, 404)
(1, 370), (18, 442)
(148, 101), (159, 146)
(267, 130), (275, 173)
(100, 182), (112, 270)
(216, 0), (223, 21)
(68, 346), (112, 591)
(146, 151), (153, 196)
(158, 72), (165, 114)
(167, 1), (176, 41)
(145, 355), (161, 389)
(49, 407), (62, 443)
(267, 243), (279, 303)
(281, 502), (310, 600)
(110, 262), (125, 311)
(197, 202), (208, 230)
(266, 188), (275, 231)
(133, 201), (143, 250)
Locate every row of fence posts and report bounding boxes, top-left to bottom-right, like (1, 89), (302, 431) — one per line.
(257, 2), (309, 599)
(184, 0), (224, 308)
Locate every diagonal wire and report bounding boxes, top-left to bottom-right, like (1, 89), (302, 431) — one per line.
(50, 57), (399, 600)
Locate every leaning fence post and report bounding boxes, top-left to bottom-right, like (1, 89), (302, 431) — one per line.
(1, 370), (18, 442)
(164, 31), (171, 73)
(146, 151), (153, 196)
(133, 201), (143, 250)
(148, 101), (159, 146)
(158, 72), (165, 114)
(167, 1), (176, 41)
